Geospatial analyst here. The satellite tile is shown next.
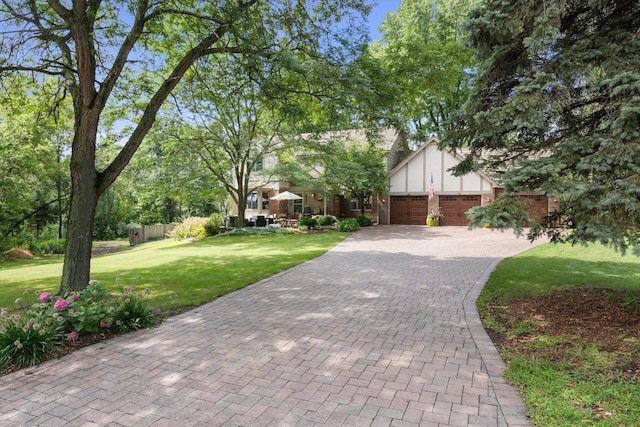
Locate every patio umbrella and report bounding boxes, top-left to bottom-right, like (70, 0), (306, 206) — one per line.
(269, 191), (303, 200)
(270, 191), (303, 217)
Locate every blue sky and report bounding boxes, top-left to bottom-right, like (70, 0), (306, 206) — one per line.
(367, 0), (402, 41)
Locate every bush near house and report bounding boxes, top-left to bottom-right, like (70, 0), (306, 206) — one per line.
(316, 215), (338, 227)
(356, 215), (373, 227)
(299, 216), (318, 230)
(337, 218), (359, 232)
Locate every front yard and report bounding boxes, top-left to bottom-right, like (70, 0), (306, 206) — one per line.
(479, 243), (640, 426)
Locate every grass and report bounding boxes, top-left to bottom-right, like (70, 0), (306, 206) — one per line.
(0, 232), (348, 311)
(480, 242), (640, 426)
(479, 241), (640, 305)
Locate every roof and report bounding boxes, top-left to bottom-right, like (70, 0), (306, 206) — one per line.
(297, 128), (405, 152)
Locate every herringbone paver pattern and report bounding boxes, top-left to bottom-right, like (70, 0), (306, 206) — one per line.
(0, 226), (541, 426)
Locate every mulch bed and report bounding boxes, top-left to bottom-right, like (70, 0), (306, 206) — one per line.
(484, 288), (640, 383)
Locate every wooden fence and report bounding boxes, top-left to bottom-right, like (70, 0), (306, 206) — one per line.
(128, 224), (176, 245)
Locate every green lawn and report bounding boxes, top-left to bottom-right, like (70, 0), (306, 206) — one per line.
(0, 232), (348, 311)
(479, 242), (640, 305)
(480, 242), (640, 426)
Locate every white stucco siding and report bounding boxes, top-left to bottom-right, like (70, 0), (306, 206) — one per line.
(463, 171), (483, 191)
(442, 152), (461, 192)
(389, 140), (499, 195)
(406, 154), (426, 193)
(389, 169), (407, 193)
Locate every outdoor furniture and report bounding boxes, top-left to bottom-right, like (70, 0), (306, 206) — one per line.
(256, 215), (267, 227)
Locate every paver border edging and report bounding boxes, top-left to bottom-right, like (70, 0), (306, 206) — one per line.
(463, 258), (533, 427)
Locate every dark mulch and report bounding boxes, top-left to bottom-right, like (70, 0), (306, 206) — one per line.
(483, 288), (640, 383)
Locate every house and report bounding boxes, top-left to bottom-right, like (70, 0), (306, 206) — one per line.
(238, 128), (410, 222)
(386, 136), (555, 225)
(234, 130), (554, 226)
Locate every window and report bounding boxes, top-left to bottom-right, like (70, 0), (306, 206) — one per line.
(462, 196), (479, 202)
(253, 158), (263, 172)
(364, 195), (373, 210)
(442, 196), (457, 202)
(246, 191), (258, 210)
(351, 197), (372, 211)
(261, 192), (269, 210)
(293, 195), (302, 214)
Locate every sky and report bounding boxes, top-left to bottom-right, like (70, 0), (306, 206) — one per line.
(367, 0), (402, 41)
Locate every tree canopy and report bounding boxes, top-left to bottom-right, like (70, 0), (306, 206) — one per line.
(321, 136), (389, 215)
(445, 0), (640, 254)
(0, 0), (370, 291)
(370, 0), (479, 141)
(0, 77), (72, 242)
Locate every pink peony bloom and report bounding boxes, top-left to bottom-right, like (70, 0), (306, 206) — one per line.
(70, 293), (79, 301)
(38, 292), (52, 302)
(66, 331), (79, 342)
(54, 299), (68, 310)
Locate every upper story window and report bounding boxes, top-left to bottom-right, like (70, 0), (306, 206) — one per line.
(253, 159), (263, 172)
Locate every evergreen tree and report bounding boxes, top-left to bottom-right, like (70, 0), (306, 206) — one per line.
(446, 0), (640, 254)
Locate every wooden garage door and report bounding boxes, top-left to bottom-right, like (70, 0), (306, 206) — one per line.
(390, 196), (428, 225)
(516, 195), (549, 223)
(439, 195), (481, 226)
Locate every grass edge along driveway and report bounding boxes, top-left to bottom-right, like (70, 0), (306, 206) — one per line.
(1, 232), (349, 312)
(479, 242), (640, 427)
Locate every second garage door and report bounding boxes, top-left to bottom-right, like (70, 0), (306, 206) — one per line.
(439, 195), (481, 226)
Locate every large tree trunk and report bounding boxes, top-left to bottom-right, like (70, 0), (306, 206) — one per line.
(61, 171), (98, 292)
(60, 113), (100, 293)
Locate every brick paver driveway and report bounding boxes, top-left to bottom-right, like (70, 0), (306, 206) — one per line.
(1, 226), (542, 426)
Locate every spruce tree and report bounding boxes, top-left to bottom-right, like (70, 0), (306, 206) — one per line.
(446, 0), (640, 254)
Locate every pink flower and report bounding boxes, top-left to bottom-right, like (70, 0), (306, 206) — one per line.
(70, 293), (79, 301)
(66, 331), (79, 342)
(54, 299), (68, 310)
(88, 280), (97, 285)
(38, 292), (52, 302)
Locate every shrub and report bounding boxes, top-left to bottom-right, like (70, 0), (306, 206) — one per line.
(219, 227), (280, 236)
(337, 218), (359, 232)
(204, 213), (225, 236)
(29, 238), (66, 255)
(58, 281), (115, 333)
(0, 281), (160, 370)
(0, 310), (65, 369)
(316, 215), (338, 227)
(299, 216), (318, 230)
(112, 286), (160, 333)
(356, 215), (373, 227)
(168, 217), (208, 240)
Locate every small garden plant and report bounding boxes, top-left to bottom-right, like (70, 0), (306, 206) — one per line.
(0, 281), (159, 371)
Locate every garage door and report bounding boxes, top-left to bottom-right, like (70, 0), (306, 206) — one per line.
(516, 195), (549, 223)
(390, 196), (428, 225)
(439, 195), (481, 226)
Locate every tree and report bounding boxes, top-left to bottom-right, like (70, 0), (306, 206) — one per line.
(0, 77), (72, 243)
(169, 58), (291, 226)
(445, 0), (640, 254)
(321, 136), (389, 215)
(370, 0), (479, 140)
(0, 0), (369, 291)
